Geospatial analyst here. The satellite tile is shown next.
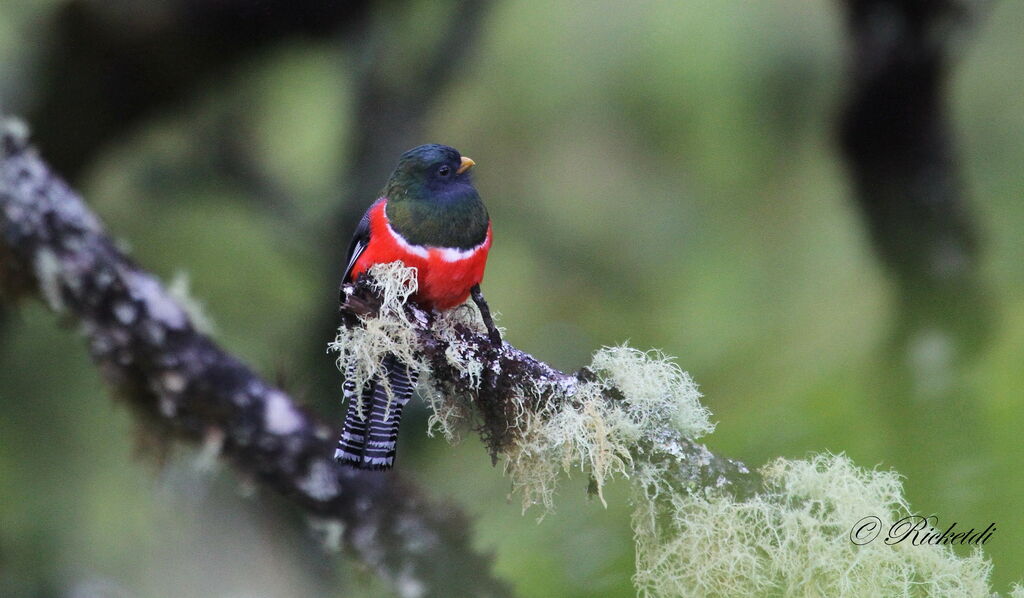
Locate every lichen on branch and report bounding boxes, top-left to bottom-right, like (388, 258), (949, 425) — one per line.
(336, 263), (727, 512)
(633, 454), (1003, 597)
(339, 264), (1008, 597)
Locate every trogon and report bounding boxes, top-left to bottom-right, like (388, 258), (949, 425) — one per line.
(335, 144), (501, 470)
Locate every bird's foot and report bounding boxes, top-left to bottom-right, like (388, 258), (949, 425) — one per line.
(470, 284), (502, 346)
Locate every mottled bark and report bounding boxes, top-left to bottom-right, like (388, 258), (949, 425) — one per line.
(0, 119), (512, 598)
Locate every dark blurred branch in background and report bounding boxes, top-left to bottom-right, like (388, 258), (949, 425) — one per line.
(837, 0), (991, 355)
(24, 0), (372, 182)
(0, 120), (513, 598)
(835, 0), (995, 511)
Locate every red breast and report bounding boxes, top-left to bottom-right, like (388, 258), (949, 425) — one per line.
(349, 200), (492, 311)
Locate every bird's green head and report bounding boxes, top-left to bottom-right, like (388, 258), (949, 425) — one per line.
(382, 144), (488, 248)
(383, 144), (477, 203)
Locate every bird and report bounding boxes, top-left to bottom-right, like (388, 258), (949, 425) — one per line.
(335, 144), (501, 470)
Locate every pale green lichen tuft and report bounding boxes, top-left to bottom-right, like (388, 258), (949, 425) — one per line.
(432, 302), (494, 389)
(419, 382), (470, 442)
(503, 380), (626, 512)
(502, 345), (712, 513)
(632, 453), (995, 597)
(590, 346), (713, 440)
(331, 262), (494, 425)
(167, 271), (215, 334)
(329, 263), (427, 413)
(421, 302), (497, 441)
(33, 247), (65, 312)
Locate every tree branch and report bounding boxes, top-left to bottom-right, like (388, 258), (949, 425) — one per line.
(339, 269), (760, 505)
(838, 0), (979, 284)
(0, 118), (512, 598)
(835, 0), (997, 512)
(837, 0), (992, 355)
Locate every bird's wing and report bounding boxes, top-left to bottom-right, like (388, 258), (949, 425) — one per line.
(342, 204), (373, 284)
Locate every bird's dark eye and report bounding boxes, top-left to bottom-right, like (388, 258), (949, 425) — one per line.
(438, 165), (451, 177)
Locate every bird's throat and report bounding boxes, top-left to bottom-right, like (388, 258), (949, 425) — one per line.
(384, 194), (489, 250)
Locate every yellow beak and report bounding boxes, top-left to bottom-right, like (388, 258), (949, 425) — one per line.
(457, 156), (476, 175)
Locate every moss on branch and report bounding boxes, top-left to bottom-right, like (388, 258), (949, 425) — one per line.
(338, 264), (1007, 597)
(337, 263), (745, 511)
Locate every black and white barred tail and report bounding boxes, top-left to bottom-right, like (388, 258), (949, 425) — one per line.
(334, 355), (418, 470)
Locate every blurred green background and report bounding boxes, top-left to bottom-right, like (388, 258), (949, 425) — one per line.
(1, 1), (1022, 596)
